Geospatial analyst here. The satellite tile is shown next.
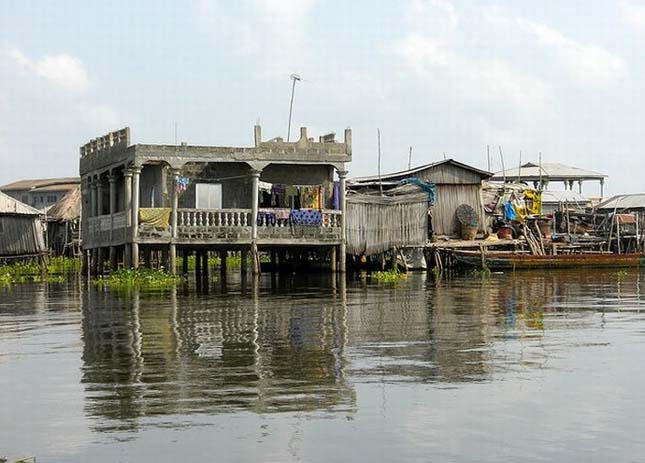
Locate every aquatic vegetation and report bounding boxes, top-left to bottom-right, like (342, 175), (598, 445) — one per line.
(616, 270), (628, 277)
(177, 254), (247, 271)
(372, 267), (407, 283)
(0, 257), (80, 285)
(97, 268), (179, 291)
(47, 256), (81, 273)
(469, 267), (491, 278)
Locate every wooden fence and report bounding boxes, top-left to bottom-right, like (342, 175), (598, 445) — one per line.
(346, 193), (428, 256)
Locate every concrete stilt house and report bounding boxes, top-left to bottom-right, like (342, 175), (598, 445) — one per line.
(79, 126), (351, 275)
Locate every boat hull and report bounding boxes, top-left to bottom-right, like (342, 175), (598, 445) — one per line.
(451, 250), (645, 270)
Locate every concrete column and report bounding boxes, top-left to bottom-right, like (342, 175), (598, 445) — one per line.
(97, 247), (104, 275)
(250, 169), (261, 275)
(182, 250), (189, 277)
(338, 169), (348, 273)
(578, 180), (583, 194)
(131, 167), (142, 269)
(108, 172), (118, 270)
(600, 179), (605, 198)
(330, 246), (337, 273)
(202, 252), (209, 281)
(123, 169), (132, 267)
(195, 251), (203, 280)
(96, 177), (104, 216)
(220, 250), (227, 278)
(90, 177), (97, 217)
(241, 249), (248, 275)
(169, 169), (180, 275)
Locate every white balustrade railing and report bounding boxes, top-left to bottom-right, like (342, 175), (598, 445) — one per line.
(178, 209), (252, 228)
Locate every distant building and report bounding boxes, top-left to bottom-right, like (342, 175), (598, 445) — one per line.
(0, 177), (80, 210)
(490, 162), (607, 196)
(349, 159), (492, 236)
(0, 190), (46, 262)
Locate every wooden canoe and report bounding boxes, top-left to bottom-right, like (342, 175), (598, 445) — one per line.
(451, 250), (645, 270)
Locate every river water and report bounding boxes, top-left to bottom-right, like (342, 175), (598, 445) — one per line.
(1, 270), (645, 462)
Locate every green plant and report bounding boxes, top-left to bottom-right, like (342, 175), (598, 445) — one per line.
(372, 266), (407, 283)
(98, 268), (179, 291)
(469, 267), (491, 278)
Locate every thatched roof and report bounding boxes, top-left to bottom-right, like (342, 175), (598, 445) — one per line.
(0, 190), (42, 215)
(46, 186), (80, 221)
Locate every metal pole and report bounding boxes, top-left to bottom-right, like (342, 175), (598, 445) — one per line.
(287, 74), (301, 142)
(408, 146), (412, 170)
(377, 128), (383, 196)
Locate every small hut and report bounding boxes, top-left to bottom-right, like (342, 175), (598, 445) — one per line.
(0, 190), (47, 263)
(46, 186), (81, 257)
(349, 159), (491, 237)
(346, 187), (429, 257)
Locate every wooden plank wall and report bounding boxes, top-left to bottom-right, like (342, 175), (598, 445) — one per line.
(432, 184), (485, 236)
(346, 195), (428, 256)
(0, 215), (46, 256)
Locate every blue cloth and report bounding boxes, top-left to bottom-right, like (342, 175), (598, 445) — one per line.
(399, 177), (436, 204)
(505, 201), (516, 221)
(290, 209), (322, 226)
(257, 211), (276, 226)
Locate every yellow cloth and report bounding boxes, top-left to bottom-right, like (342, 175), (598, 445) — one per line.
(524, 190), (542, 215)
(139, 208), (171, 228)
(301, 186), (322, 209)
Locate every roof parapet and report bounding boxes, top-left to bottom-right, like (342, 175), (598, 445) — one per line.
(80, 127), (130, 158)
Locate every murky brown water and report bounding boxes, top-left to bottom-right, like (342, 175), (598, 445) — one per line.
(2, 270), (645, 462)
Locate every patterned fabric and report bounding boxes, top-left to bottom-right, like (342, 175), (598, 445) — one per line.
(290, 209), (322, 226)
(177, 177), (189, 192)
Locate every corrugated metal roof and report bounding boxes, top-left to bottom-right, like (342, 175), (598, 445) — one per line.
(0, 190), (43, 215)
(350, 159), (492, 183)
(0, 177), (80, 191)
(491, 163), (606, 181)
(541, 190), (590, 204)
(596, 194), (645, 210)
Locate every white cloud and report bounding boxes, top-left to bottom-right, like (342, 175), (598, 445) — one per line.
(0, 47), (121, 183)
(620, 1), (645, 30)
(515, 18), (627, 88)
(198, 0), (317, 78)
(389, 1), (552, 112)
(405, 0), (458, 33)
(8, 48), (89, 92)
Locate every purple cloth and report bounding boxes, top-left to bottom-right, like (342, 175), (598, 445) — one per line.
(333, 181), (340, 210)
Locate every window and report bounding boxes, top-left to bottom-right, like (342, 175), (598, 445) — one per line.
(47, 195), (57, 203)
(0, 221), (3, 233)
(195, 183), (222, 209)
(21, 195), (29, 204)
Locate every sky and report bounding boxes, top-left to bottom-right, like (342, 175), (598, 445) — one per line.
(1, 0), (644, 196)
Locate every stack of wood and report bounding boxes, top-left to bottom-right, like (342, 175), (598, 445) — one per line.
(522, 223), (545, 255)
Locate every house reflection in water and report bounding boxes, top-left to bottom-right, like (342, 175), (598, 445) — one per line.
(80, 280), (355, 432)
(80, 269), (630, 431)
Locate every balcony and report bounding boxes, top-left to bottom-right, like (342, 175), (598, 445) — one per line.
(127, 208), (342, 245)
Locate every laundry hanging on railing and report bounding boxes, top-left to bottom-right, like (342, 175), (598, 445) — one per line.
(257, 210), (277, 226)
(290, 209), (322, 226)
(139, 208), (171, 228)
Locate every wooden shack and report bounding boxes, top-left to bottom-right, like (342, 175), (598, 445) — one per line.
(0, 190), (47, 262)
(46, 186), (81, 257)
(349, 159), (491, 236)
(346, 186), (428, 256)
